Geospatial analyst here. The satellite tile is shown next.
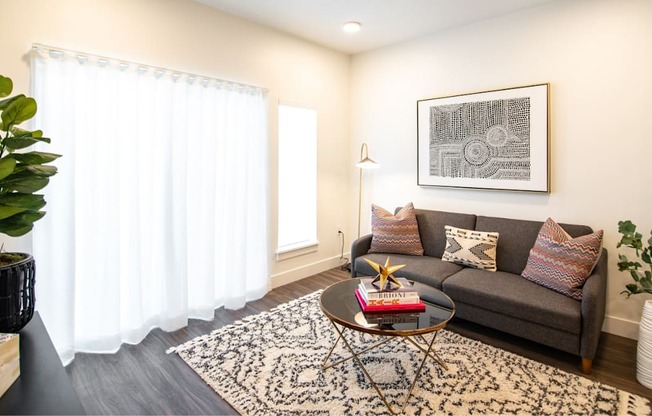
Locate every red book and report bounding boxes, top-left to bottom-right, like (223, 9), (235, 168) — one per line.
(355, 289), (425, 313)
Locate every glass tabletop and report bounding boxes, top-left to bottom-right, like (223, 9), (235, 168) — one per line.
(320, 278), (456, 336)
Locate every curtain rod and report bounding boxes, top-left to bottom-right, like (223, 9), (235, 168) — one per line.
(31, 43), (269, 93)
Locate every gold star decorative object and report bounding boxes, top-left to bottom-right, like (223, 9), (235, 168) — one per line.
(364, 257), (406, 291)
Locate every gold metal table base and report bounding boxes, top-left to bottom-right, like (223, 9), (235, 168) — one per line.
(321, 320), (448, 415)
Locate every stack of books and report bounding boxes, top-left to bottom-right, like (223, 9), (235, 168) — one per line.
(355, 277), (425, 313)
(361, 313), (419, 325)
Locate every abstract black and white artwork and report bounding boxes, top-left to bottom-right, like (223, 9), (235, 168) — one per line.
(417, 84), (549, 192)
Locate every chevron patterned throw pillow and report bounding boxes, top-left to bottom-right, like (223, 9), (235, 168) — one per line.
(368, 202), (424, 256)
(442, 226), (499, 271)
(521, 218), (603, 300)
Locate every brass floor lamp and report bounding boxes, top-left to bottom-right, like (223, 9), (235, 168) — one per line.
(357, 143), (380, 238)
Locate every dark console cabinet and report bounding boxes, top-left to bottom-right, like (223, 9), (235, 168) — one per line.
(0, 312), (85, 415)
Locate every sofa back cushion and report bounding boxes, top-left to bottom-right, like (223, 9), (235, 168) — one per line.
(475, 215), (593, 274)
(400, 209), (476, 258)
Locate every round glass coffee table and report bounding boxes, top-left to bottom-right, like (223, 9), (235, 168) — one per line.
(320, 278), (455, 415)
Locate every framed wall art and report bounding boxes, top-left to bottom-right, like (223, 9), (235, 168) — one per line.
(417, 83), (549, 193)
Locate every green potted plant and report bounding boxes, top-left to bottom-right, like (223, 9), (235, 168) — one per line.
(0, 74), (60, 332)
(617, 220), (652, 389)
(617, 220), (652, 297)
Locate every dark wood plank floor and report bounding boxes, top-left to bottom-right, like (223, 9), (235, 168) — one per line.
(66, 267), (652, 415)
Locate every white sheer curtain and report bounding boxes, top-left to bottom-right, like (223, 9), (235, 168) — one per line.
(29, 44), (270, 365)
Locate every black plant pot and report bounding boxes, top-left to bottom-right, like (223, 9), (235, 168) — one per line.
(0, 253), (35, 332)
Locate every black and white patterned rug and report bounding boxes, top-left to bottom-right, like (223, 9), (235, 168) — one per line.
(168, 291), (650, 415)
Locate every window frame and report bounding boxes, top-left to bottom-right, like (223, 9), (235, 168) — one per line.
(276, 101), (318, 260)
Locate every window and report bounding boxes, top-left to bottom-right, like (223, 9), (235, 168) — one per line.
(277, 103), (317, 258)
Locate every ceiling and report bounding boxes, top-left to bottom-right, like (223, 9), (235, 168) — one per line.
(195, 0), (559, 54)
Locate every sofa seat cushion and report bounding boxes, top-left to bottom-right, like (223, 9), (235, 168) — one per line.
(354, 253), (463, 290)
(442, 268), (581, 334)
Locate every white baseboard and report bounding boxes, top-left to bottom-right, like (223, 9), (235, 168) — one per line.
(603, 314), (639, 340)
(270, 253), (350, 289)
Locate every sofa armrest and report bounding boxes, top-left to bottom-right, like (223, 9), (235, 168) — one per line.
(350, 234), (373, 277)
(579, 248), (608, 360)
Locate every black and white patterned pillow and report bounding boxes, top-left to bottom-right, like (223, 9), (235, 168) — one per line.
(442, 226), (499, 271)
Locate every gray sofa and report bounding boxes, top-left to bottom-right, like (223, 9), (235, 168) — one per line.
(351, 208), (607, 374)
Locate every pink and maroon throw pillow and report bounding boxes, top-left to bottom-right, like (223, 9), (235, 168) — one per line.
(521, 217), (603, 300)
(368, 202), (424, 256)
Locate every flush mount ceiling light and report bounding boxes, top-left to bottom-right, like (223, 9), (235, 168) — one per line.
(342, 21), (362, 33)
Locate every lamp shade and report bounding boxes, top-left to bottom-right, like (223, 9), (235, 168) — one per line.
(357, 143), (380, 169)
(356, 156), (380, 169)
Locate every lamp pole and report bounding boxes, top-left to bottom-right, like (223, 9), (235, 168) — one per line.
(358, 161), (364, 238)
(356, 143), (379, 238)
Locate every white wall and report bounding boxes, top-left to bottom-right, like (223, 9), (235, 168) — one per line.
(0, 0), (351, 286)
(3, 0), (650, 340)
(351, 0), (652, 339)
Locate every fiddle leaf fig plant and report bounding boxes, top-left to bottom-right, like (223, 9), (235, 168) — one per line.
(617, 220), (652, 297)
(0, 75), (60, 237)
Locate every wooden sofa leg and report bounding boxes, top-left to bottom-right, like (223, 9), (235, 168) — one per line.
(581, 358), (592, 375)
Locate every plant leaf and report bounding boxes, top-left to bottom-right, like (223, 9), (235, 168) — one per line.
(1, 96), (37, 128)
(10, 126), (43, 138)
(643, 250), (651, 265)
(0, 96), (23, 112)
(0, 205), (27, 220)
(0, 221), (32, 237)
(11, 152), (61, 165)
(640, 276), (652, 289)
(10, 210), (45, 223)
(0, 175), (49, 193)
(618, 254), (628, 262)
(0, 157), (16, 181)
(625, 283), (642, 294)
(0, 76), (13, 98)
(0, 209), (44, 236)
(0, 193), (45, 210)
(2, 135), (50, 150)
(21, 165), (57, 177)
(0, 210), (45, 236)
(619, 220), (636, 235)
